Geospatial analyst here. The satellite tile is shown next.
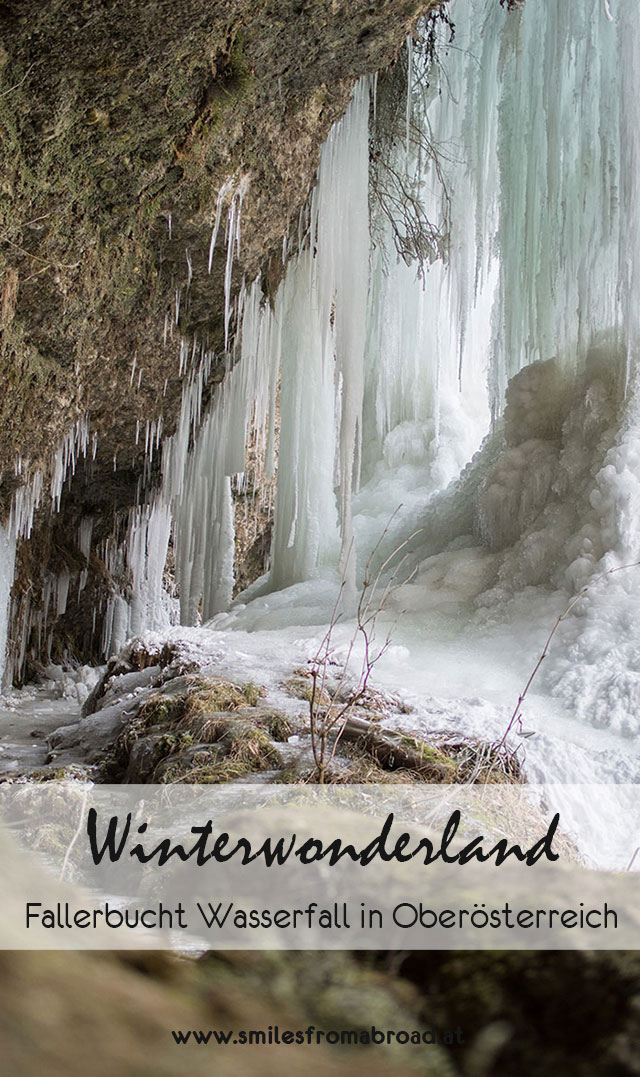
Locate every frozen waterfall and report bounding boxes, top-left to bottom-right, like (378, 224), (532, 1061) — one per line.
(4, 0), (640, 789)
(94, 0), (640, 705)
(180, 0), (640, 840)
(213, 0), (637, 605)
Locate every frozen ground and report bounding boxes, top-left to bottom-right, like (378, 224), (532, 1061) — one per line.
(0, 689), (80, 778)
(0, 548), (638, 871)
(0, 665), (99, 778)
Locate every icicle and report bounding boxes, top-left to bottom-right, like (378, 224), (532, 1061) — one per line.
(223, 174), (251, 350)
(125, 497), (173, 639)
(78, 517), (94, 560)
(50, 417), (90, 512)
(95, 496), (173, 658)
(371, 71), (378, 124)
(179, 339), (187, 377)
(55, 567), (70, 618)
(0, 522), (16, 688)
(9, 468), (43, 541)
(165, 276), (280, 622)
(267, 79), (372, 590)
(208, 176), (235, 273)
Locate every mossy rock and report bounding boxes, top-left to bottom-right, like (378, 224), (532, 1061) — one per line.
(262, 710), (295, 741)
(152, 723), (282, 784)
(111, 676), (284, 783)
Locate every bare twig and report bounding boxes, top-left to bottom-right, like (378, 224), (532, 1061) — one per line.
(370, 15), (455, 280)
(307, 509), (421, 782)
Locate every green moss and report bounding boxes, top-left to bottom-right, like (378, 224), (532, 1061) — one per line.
(242, 681), (263, 706)
(185, 678), (258, 714)
(119, 693), (183, 750)
(152, 730), (194, 762)
(156, 723), (282, 784)
(225, 723), (281, 766)
(109, 676), (285, 783)
(283, 671), (329, 705)
(394, 734), (458, 778)
(264, 711), (294, 741)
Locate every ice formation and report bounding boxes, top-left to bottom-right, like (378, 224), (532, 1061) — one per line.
(4, 0), (640, 787)
(271, 78), (372, 589)
(51, 416), (90, 512)
(201, 0), (640, 755)
(100, 497), (174, 657)
(0, 524), (16, 688)
(206, 0), (635, 613)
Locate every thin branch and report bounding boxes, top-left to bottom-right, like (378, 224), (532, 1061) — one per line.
(307, 509), (420, 782)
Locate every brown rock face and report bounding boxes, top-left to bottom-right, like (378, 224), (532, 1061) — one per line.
(0, 0), (443, 678)
(0, 0), (439, 474)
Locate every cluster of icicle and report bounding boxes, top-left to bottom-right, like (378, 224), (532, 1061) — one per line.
(99, 168), (258, 655)
(3, 0), (640, 679)
(161, 78), (371, 628)
(95, 84), (371, 652)
(170, 0), (640, 621)
(0, 417), (94, 684)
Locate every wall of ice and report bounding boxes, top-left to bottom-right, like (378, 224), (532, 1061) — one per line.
(217, 0), (636, 608)
(74, 0), (640, 655)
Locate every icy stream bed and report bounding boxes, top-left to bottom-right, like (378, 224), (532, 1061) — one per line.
(0, 689), (80, 778)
